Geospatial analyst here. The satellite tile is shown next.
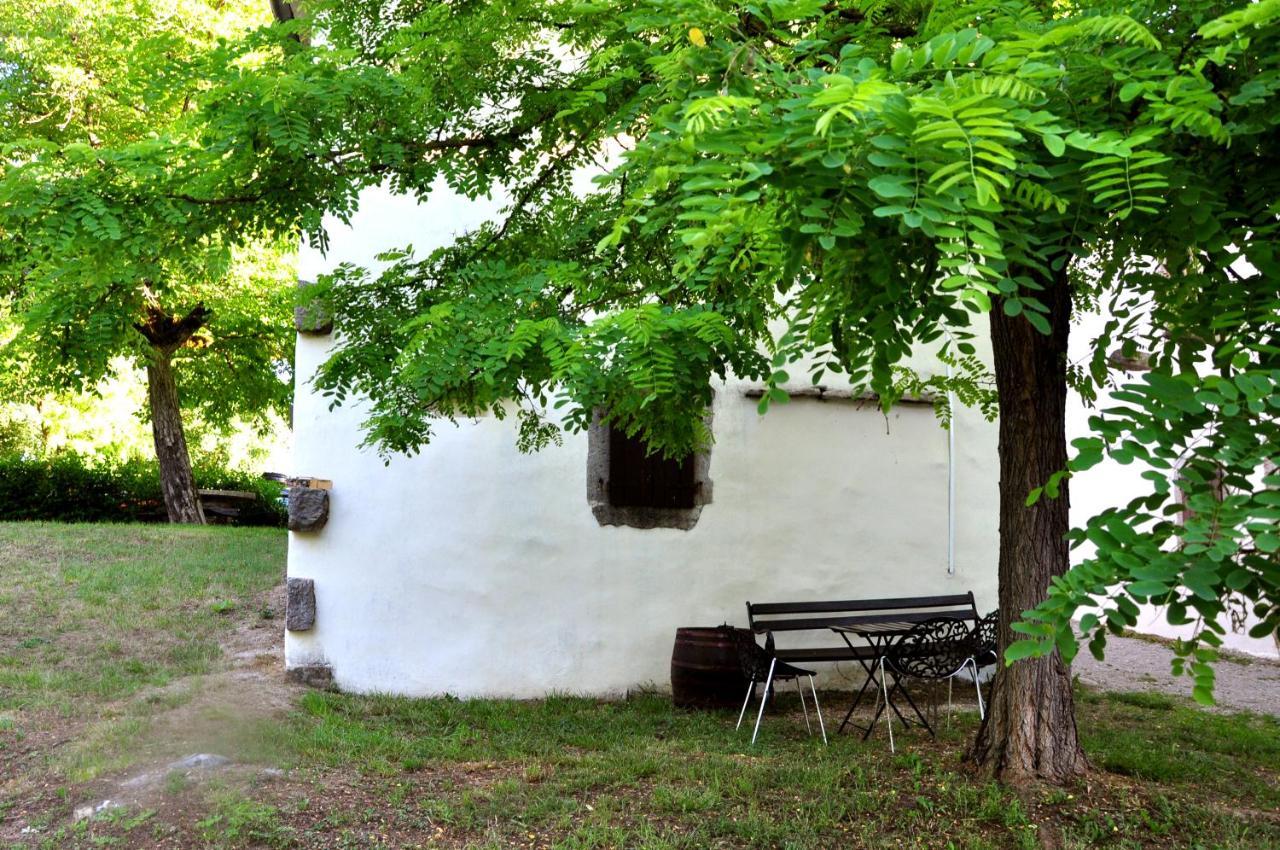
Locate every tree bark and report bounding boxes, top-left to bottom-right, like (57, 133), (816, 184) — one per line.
(968, 268), (1087, 786)
(146, 350), (205, 525)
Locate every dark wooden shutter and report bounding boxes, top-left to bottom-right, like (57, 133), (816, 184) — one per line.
(607, 426), (696, 509)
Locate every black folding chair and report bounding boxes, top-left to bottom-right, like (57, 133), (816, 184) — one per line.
(967, 609), (999, 718)
(886, 617), (983, 735)
(728, 628), (827, 745)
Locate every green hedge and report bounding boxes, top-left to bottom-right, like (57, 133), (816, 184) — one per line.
(0, 453), (286, 526)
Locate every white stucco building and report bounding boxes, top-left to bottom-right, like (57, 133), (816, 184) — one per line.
(285, 185), (1004, 697)
(285, 186), (1276, 698)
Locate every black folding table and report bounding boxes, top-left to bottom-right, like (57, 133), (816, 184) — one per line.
(832, 621), (933, 745)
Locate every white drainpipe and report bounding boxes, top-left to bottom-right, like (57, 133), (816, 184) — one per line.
(944, 336), (958, 577)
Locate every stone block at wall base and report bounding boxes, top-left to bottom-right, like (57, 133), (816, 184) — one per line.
(285, 664), (335, 690)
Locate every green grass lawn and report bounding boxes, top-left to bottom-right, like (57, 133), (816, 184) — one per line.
(0, 522), (285, 715)
(271, 687), (1278, 850)
(1, 522), (1277, 850)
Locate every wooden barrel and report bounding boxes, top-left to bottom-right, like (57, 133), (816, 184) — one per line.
(671, 627), (747, 709)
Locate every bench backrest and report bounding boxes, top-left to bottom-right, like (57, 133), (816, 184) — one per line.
(746, 592), (979, 635)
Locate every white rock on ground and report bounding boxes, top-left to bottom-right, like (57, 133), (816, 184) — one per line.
(72, 800), (121, 822)
(167, 753), (231, 771)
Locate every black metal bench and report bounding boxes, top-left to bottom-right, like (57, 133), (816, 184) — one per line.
(745, 593), (981, 665)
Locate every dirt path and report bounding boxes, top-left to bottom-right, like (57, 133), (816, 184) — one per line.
(0, 585), (302, 846)
(1073, 633), (1280, 716)
(77, 583), (301, 807)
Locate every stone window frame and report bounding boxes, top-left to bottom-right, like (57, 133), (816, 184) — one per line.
(586, 410), (713, 531)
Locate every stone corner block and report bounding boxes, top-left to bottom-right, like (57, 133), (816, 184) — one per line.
(294, 279), (333, 336)
(287, 486), (329, 532)
(286, 577), (316, 631)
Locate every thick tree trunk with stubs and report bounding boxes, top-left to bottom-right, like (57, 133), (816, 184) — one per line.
(146, 350), (205, 524)
(967, 268), (1087, 786)
(136, 302), (211, 525)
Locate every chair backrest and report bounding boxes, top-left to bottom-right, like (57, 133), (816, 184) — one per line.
(976, 610), (998, 651)
(726, 626), (773, 680)
(888, 617), (974, 680)
(972, 609), (999, 665)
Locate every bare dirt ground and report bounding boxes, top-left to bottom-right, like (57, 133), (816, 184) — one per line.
(1073, 632), (1280, 716)
(0, 584), (304, 846)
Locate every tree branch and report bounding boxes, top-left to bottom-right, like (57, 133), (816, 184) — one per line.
(820, 3), (919, 39)
(170, 193), (267, 205)
(134, 303), (212, 353)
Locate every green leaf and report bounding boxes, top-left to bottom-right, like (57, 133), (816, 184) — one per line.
(890, 47), (910, 75)
(1192, 684), (1216, 706)
(1003, 639), (1044, 664)
(1055, 627), (1079, 662)
(1126, 580), (1170, 599)
(867, 175), (914, 199)
(1118, 81), (1145, 102)
(821, 150), (847, 168)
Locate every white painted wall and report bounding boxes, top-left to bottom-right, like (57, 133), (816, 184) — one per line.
(287, 186), (1002, 697)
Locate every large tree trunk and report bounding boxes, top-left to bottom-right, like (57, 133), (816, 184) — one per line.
(968, 269), (1087, 786)
(146, 350), (205, 525)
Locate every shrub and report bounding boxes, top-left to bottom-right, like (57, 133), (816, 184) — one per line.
(0, 452), (285, 526)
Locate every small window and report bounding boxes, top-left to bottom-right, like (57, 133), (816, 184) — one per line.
(586, 411), (713, 530)
(607, 427), (696, 509)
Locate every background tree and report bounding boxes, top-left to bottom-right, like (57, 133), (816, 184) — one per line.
(0, 0), (296, 522)
(0, 0), (256, 148)
(211, 0), (1278, 785)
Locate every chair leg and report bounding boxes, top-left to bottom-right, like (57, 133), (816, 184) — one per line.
(947, 675), (954, 729)
(931, 681), (939, 731)
(736, 678), (756, 731)
(892, 673), (933, 734)
(796, 676), (812, 735)
(879, 657), (894, 754)
(751, 658), (777, 745)
(810, 675), (828, 745)
(971, 659), (985, 720)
